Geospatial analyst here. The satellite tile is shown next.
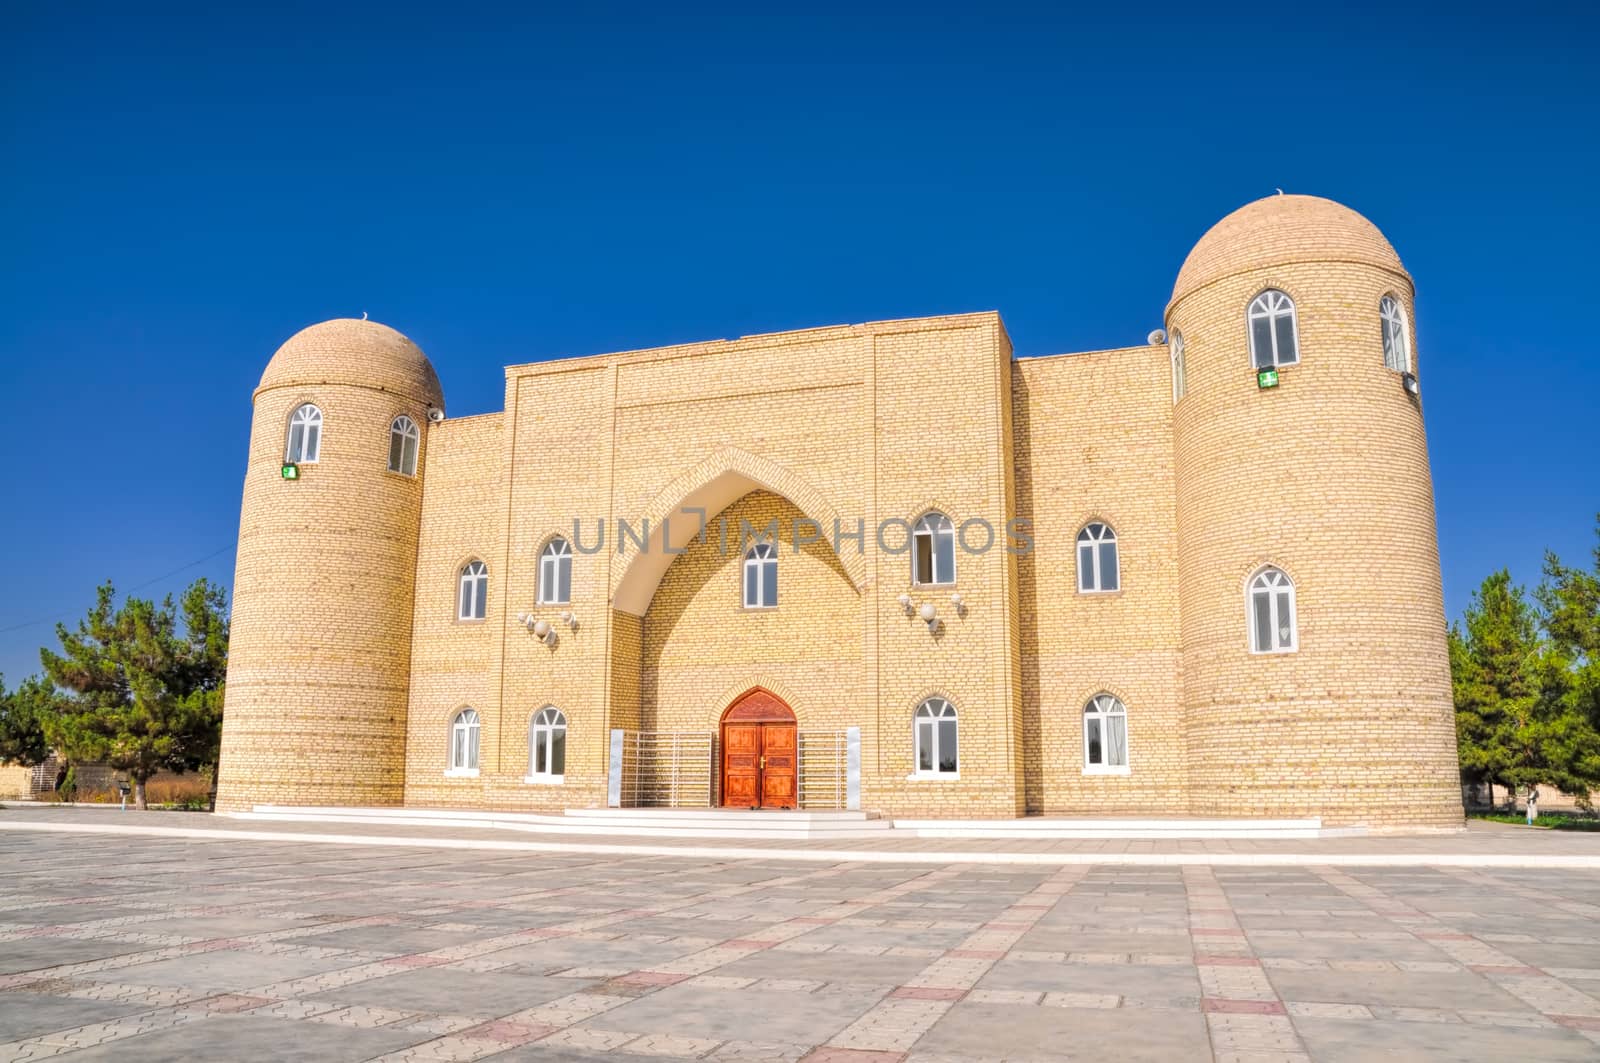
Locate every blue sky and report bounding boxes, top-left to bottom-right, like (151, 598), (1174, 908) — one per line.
(2, 4), (1596, 682)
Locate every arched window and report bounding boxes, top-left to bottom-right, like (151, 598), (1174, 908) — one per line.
(538, 538), (572, 605)
(1076, 522), (1119, 593)
(286, 404), (323, 464)
(1380, 295), (1411, 373)
(1083, 694), (1128, 772)
(388, 415), (420, 476)
(528, 707), (566, 782)
(1169, 329), (1187, 402)
(458, 560), (488, 620)
(914, 697), (958, 776)
(912, 512), (956, 586)
(743, 541), (777, 608)
(1248, 566), (1297, 653)
(1247, 290), (1299, 369)
(449, 708), (480, 772)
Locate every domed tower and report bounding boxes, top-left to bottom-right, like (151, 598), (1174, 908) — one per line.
(215, 319), (443, 812)
(1167, 195), (1461, 828)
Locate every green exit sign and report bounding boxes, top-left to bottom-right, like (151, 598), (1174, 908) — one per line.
(1257, 368), (1280, 389)
(281, 463), (300, 480)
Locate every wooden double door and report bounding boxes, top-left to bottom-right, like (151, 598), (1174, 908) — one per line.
(721, 689), (796, 809)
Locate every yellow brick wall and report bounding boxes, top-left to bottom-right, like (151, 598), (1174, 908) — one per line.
(217, 365), (431, 812)
(1013, 346), (1188, 815)
(1168, 261), (1461, 828)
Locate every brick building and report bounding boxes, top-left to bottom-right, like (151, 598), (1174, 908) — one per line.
(216, 194), (1463, 828)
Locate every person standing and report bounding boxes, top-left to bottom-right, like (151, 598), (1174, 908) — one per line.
(1526, 786), (1540, 825)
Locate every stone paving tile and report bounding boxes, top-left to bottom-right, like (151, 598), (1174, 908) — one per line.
(3, 829), (1600, 1061)
(925, 1001), (1210, 1060)
(1291, 1015), (1599, 1062)
(0, 997), (147, 1043)
(304, 967), (592, 1018)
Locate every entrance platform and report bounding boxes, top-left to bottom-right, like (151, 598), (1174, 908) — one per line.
(7, 806), (1599, 868)
(232, 804), (1358, 840)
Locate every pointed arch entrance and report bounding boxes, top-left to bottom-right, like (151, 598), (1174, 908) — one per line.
(720, 688), (797, 809)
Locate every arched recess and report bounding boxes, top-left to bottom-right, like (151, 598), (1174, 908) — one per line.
(611, 445), (868, 615)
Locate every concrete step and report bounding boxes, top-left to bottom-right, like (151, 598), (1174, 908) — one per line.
(239, 804), (893, 841)
(894, 816), (1360, 840)
(236, 806), (1363, 841)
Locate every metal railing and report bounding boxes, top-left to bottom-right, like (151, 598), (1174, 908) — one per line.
(798, 730), (849, 810)
(617, 731), (714, 808)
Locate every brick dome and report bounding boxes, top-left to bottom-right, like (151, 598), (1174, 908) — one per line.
(258, 318), (443, 410)
(1170, 194), (1406, 309)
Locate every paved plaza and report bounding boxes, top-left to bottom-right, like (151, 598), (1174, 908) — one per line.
(2, 818), (1600, 1061)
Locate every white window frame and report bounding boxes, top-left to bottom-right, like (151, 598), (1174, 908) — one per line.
(743, 541), (778, 609)
(538, 538), (573, 605)
(1076, 522), (1120, 593)
(912, 512), (956, 587)
(286, 404), (323, 464)
(526, 707), (566, 784)
(458, 560), (488, 621)
(388, 415), (420, 476)
(1169, 329), (1187, 402)
(1247, 289), (1300, 369)
(1082, 694), (1130, 774)
(911, 697), (959, 778)
(1248, 566), (1298, 654)
(447, 708), (480, 775)
(1380, 295), (1411, 373)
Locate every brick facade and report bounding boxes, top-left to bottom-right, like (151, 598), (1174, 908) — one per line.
(217, 194), (1464, 828)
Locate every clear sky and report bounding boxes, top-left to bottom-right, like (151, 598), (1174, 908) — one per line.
(2, 4), (1596, 683)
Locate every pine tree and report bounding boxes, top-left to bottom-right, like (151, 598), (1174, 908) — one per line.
(0, 674), (55, 768)
(1531, 515), (1600, 807)
(39, 579), (229, 810)
(1451, 570), (1539, 805)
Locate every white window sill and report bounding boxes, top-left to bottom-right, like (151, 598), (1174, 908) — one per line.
(522, 775), (565, 786)
(906, 771), (960, 781)
(443, 768), (479, 778)
(1249, 647), (1298, 656)
(1082, 766), (1131, 776)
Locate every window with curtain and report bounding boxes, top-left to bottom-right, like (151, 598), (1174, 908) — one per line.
(1083, 694), (1128, 772)
(286, 404), (322, 463)
(388, 415), (420, 475)
(529, 707), (566, 781)
(912, 512), (956, 586)
(1380, 295), (1411, 372)
(539, 538), (572, 605)
(914, 698), (958, 776)
(449, 708), (480, 772)
(1248, 566), (1297, 653)
(1247, 289), (1300, 368)
(1076, 522), (1119, 592)
(458, 560), (488, 620)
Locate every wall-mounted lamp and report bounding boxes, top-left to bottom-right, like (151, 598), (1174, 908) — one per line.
(558, 609), (579, 631)
(532, 618), (557, 646)
(1401, 372), (1420, 398)
(949, 592), (966, 618)
(897, 593), (914, 615)
(919, 601), (940, 634)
